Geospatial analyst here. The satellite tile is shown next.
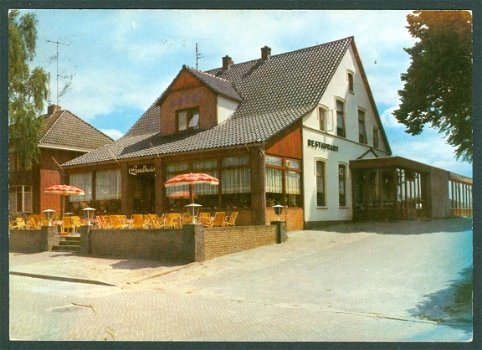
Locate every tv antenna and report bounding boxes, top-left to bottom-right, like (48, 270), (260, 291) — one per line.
(195, 43), (204, 70)
(46, 39), (70, 105)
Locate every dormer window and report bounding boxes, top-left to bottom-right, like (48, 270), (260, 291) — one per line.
(177, 107), (200, 132)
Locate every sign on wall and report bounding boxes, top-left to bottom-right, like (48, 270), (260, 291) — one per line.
(307, 139), (339, 152)
(128, 164), (155, 176)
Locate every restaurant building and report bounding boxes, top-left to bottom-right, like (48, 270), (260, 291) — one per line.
(8, 105), (113, 217)
(62, 36), (473, 230)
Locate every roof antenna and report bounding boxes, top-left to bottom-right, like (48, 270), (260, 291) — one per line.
(195, 43), (204, 70)
(46, 39), (71, 105)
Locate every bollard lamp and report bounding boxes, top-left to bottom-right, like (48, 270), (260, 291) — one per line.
(82, 207), (96, 226)
(185, 203), (202, 224)
(42, 209), (56, 226)
(273, 204), (284, 221)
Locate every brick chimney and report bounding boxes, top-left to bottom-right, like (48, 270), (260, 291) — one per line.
(47, 104), (62, 114)
(261, 46), (271, 61)
(222, 55), (233, 70)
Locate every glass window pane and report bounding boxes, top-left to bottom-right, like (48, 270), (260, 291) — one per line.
(222, 168), (251, 194)
(222, 156), (249, 167)
(265, 155), (282, 167)
(192, 159), (217, 170)
(286, 171), (300, 194)
(166, 162), (189, 173)
(96, 169), (121, 200)
(266, 168), (283, 193)
(188, 109), (199, 129)
(177, 110), (187, 131)
(69, 173), (92, 201)
(285, 159), (300, 169)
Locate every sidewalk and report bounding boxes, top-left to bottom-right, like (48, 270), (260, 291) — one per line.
(9, 251), (191, 286)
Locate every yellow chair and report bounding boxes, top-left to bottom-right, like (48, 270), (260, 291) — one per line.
(27, 215), (42, 229)
(10, 217), (26, 230)
(131, 214), (145, 229)
(96, 215), (112, 229)
(72, 216), (83, 232)
(146, 214), (163, 229)
(225, 212), (238, 227)
(110, 215), (128, 229)
(61, 216), (75, 234)
(164, 213), (181, 229)
(182, 212), (192, 225)
(205, 212), (225, 228)
(197, 212), (211, 226)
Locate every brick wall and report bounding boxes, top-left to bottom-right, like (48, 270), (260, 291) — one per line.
(201, 225), (277, 260)
(265, 207), (304, 231)
(9, 230), (47, 253)
(88, 228), (195, 262)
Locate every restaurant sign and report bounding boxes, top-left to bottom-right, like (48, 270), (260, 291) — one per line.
(129, 164), (155, 176)
(307, 139), (339, 152)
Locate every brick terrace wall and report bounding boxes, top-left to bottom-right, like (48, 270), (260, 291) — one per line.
(201, 225), (277, 261)
(9, 229), (46, 253)
(88, 228), (194, 262)
(265, 207), (304, 231)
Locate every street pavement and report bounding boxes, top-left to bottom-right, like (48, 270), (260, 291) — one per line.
(8, 218), (474, 342)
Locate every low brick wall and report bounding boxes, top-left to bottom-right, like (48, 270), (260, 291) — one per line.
(88, 228), (194, 262)
(265, 207), (304, 231)
(200, 225), (278, 261)
(9, 229), (46, 253)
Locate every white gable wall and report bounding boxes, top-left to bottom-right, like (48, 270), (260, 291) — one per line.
(301, 44), (390, 224)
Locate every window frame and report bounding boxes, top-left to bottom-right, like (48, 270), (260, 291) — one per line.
(265, 155), (302, 207)
(347, 70), (354, 93)
(358, 108), (368, 144)
(176, 107), (200, 132)
(315, 159), (327, 208)
(338, 163), (348, 207)
(373, 126), (379, 148)
(335, 98), (346, 138)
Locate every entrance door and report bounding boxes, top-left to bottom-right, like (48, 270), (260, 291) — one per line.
(133, 174), (155, 214)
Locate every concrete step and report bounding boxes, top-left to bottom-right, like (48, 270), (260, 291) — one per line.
(52, 245), (80, 253)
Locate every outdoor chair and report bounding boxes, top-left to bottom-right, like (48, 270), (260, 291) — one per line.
(164, 213), (181, 229)
(205, 212), (225, 228)
(61, 216), (76, 234)
(197, 212), (211, 226)
(146, 214), (163, 229)
(131, 214), (145, 229)
(225, 212), (238, 226)
(110, 215), (129, 229)
(96, 215), (112, 229)
(72, 216), (83, 231)
(10, 217), (26, 230)
(182, 212), (192, 225)
(27, 215), (42, 229)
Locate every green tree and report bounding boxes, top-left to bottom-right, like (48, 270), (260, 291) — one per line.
(8, 10), (49, 169)
(393, 10), (472, 161)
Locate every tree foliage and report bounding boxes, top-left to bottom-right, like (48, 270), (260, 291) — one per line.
(393, 10), (472, 161)
(8, 10), (49, 169)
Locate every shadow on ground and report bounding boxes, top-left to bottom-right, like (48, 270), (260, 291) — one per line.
(110, 259), (184, 270)
(312, 218), (472, 235)
(408, 266), (473, 333)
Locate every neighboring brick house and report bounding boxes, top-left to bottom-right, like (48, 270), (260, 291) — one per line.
(62, 36), (472, 229)
(8, 105), (113, 216)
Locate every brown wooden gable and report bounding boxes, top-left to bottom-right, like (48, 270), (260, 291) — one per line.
(266, 122), (302, 159)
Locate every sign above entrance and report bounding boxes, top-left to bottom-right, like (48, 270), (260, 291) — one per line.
(129, 164), (155, 176)
(307, 139), (339, 152)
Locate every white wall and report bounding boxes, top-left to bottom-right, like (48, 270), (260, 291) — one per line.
(217, 95), (239, 124)
(302, 45), (390, 223)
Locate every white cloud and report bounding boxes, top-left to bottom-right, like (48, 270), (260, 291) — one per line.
(101, 128), (124, 140)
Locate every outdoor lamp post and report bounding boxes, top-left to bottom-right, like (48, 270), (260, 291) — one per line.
(42, 209), (56, 226)
(185, 203), (202, 224)
(82, 207), (96, 226)
(273, 204), (284, 221)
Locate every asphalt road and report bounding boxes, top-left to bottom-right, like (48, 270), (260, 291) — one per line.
(9, 218), (473, 342)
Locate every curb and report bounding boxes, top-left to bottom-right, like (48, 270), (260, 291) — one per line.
(9, 271), (116, 287)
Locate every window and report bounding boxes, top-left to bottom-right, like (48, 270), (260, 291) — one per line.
(221, 157), (251, 208)
(9, 185), (32, 213)
(316, 161), (326, 206)
(176, 107), (200, 132)
(265, 156), (302, 207)
(358, 109), (367, 144)
(318, 107), (326, 131)
(373, 127), (379, 148)
(339, 164), (347, 207)
(69, 172), (93, 201)
(347, 72), (354, 93)
(193, 159), (218, 207)
(96, 169), (121, 200)
(336, 100), (345, 137)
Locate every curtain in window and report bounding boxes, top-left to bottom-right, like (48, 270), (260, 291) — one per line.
(24, 186), (32, 212)
(222, 168), (250, 194)
(69, 173), (93, 201)
(285, 171), (301, 194)
(194, 170), (219, 195)
(95, 170), (121, 200)
(266, 168), (282, 193)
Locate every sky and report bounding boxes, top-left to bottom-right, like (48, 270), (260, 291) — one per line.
(21, 9), (473, 177)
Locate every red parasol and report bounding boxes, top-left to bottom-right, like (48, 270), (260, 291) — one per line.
(165, 173), (219, 204)
(169, 191), (197, 199)
(44, 184), (85, 217)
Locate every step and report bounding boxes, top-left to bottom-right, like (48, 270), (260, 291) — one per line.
(51, 245), (80, 253)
